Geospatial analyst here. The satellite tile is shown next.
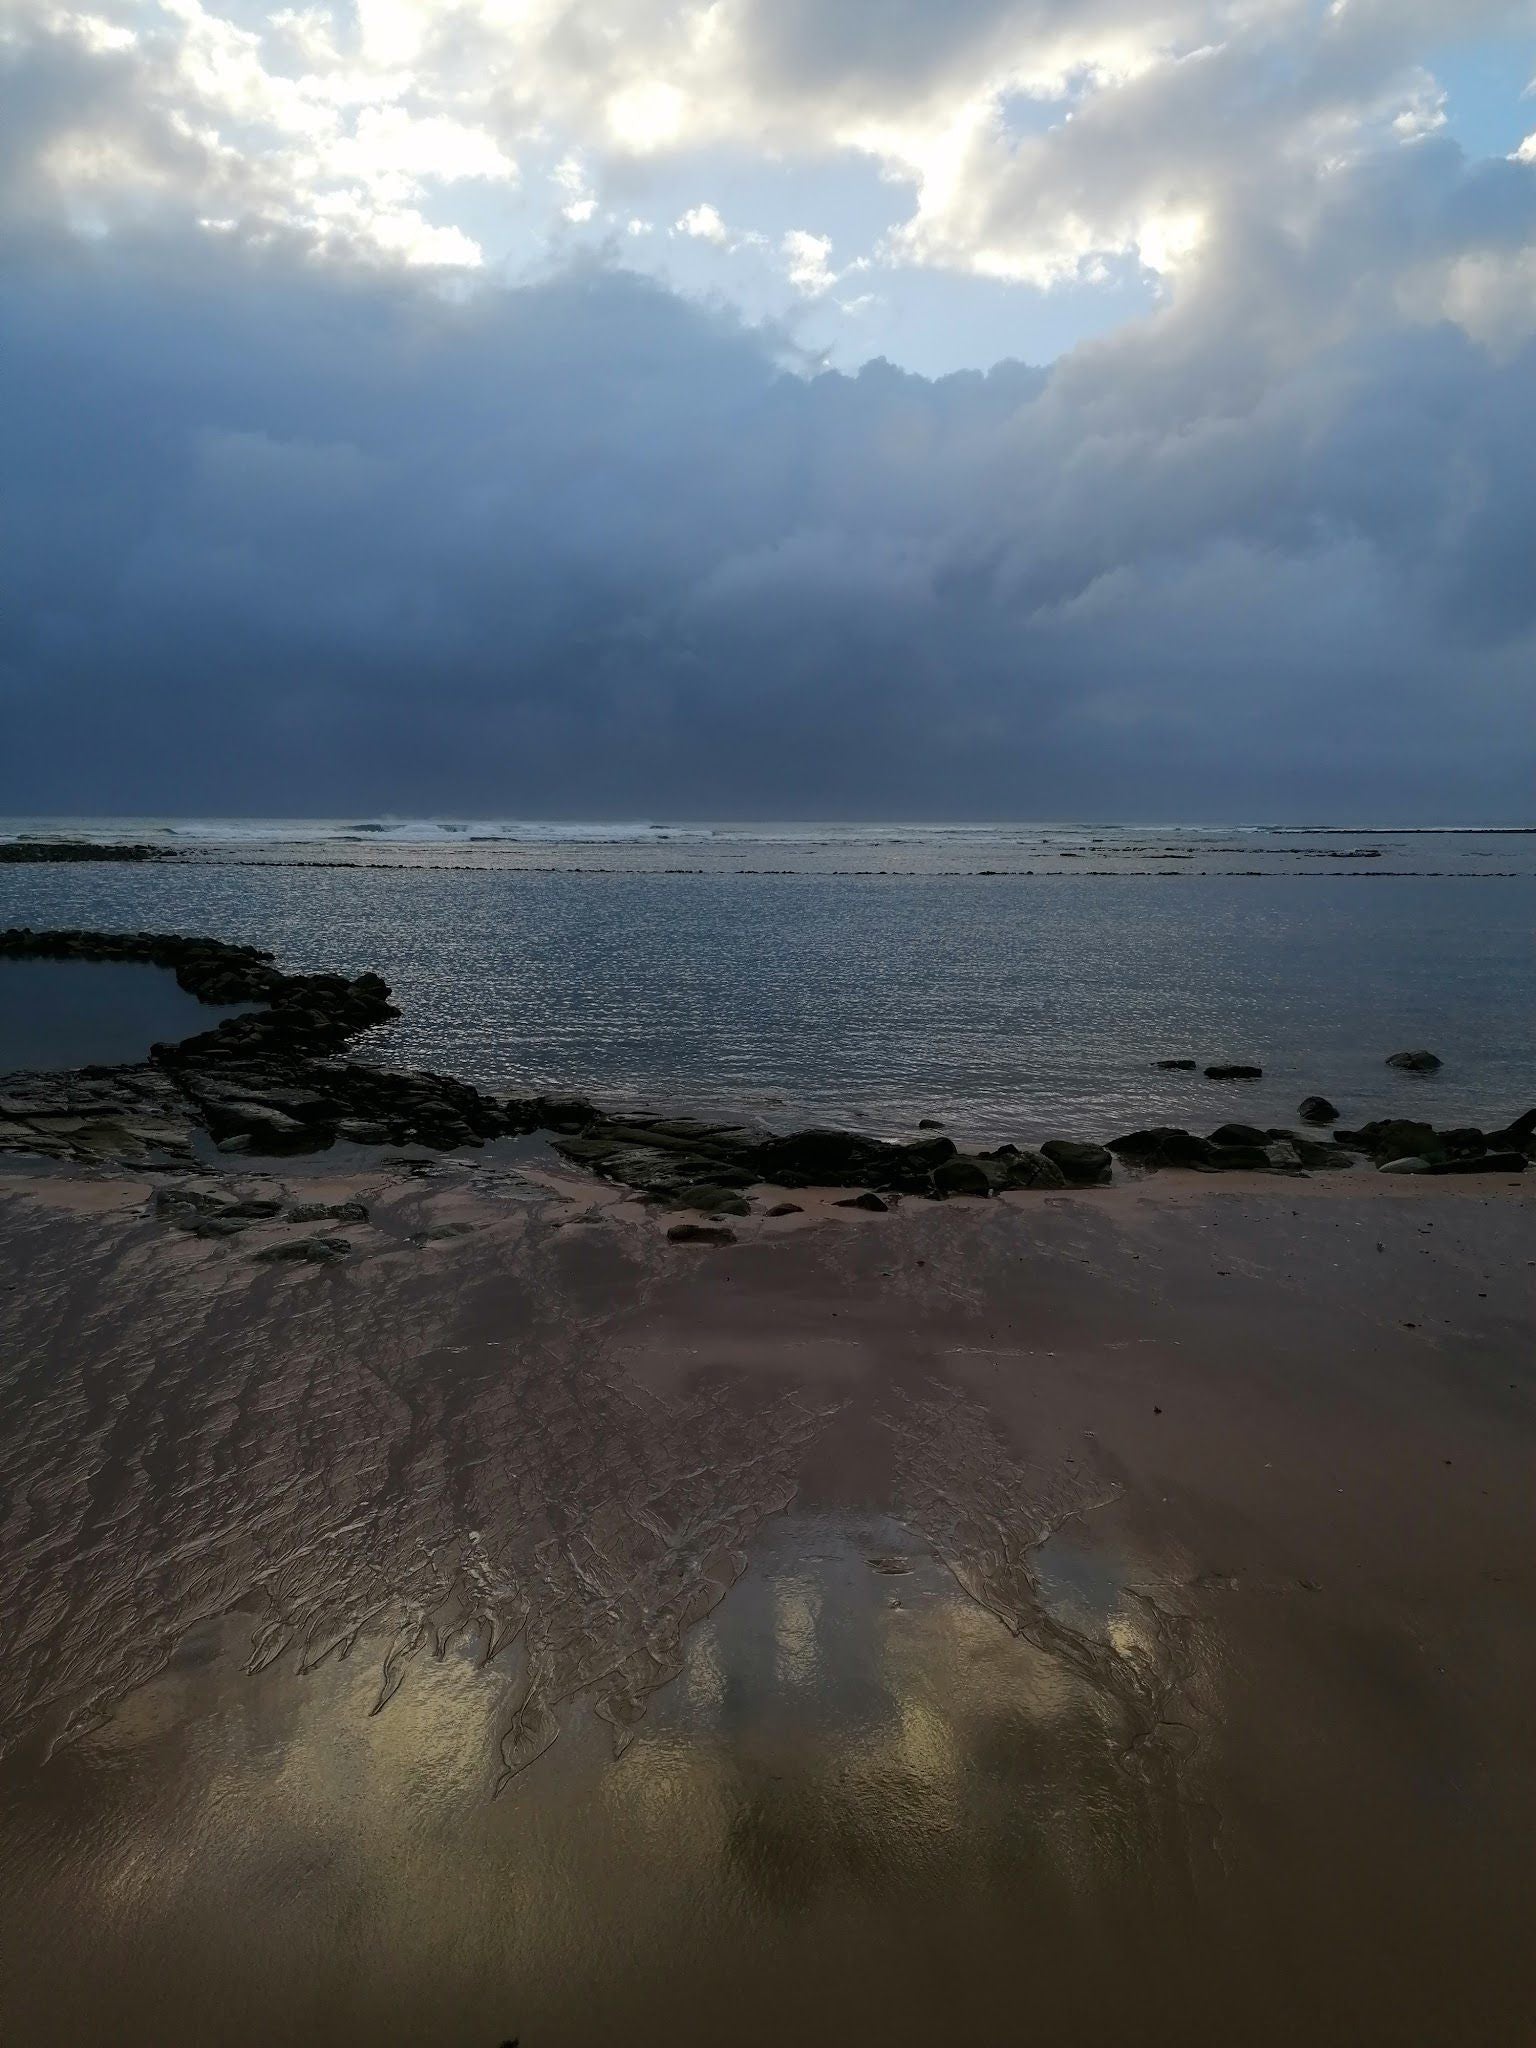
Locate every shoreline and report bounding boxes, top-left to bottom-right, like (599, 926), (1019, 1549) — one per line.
(2, 925), (1532, 1221)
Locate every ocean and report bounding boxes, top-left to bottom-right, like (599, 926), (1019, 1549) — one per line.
(2, 818), (1533, 1139)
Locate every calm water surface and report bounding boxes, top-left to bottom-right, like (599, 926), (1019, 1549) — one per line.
(2, 821), (1533, 1133)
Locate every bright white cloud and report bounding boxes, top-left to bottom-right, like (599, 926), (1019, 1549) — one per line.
(676, 201), (729, 243)
(782, 227), (835, 292)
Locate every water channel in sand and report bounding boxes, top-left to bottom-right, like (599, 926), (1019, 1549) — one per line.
(0, 1165), (1532, 2045)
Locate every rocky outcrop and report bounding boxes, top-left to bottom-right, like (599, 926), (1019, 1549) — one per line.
(2, 927), (1531, 1204)
(0, 841), (171, 863)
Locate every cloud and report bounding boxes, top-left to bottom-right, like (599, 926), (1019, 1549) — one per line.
(1, 4), (1534, 818)
(781, 227), (836, 292)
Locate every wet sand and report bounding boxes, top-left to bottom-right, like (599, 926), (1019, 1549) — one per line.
(1, 1161), (1533, 2046)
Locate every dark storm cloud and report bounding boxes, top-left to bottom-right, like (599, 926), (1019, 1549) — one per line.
(0, 28), (1533, 819)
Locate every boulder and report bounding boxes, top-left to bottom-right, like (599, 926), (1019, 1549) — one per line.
(1298, 1096), (1340, 1124)
(752, 1128), (893, 1187)
(1210, 1123), (1268, 1148)
(1377, 1156), (1434, 1175)
(1337, 1119), (1441, 1162)
(766, 1202), (803, 1217)
(1107, 1127), (1217, 1170)
(979, 1146), (1068, 1191)
(1040, 1139), (1114, 1186)
(1386, 1050), (1442, 1072)
(1205, 1064), (1263, 1081)
(931, 1156), (994, 1197)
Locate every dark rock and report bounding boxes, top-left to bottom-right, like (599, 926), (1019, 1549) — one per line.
(1336, 1119), (1441, 1162)
(978, 1146), (1068, 1191)
(766, 1202), (803, 1217)
(931, 1156), (993, 1197)
(1040, 1139), (1113, 1186)
(1425, 1152), (1527, 1175)
(1155, 1059), (1198, 1070)
(0, 841), (170, 863)
(666, 1223), (737, 1245)
(1386, 1050), (1442, 1072)
(752, 1128), (893, 1187)
(917, 1118), (945, 1129)
(220, 1198), (283, 1219)
(1107, 1127), (1217, 1170)
(286, 1199), (369, 1224)
(836, 1191), (889, 1211)
(1210, 1123), (1268, 1148)
(1298, 1096), (1340, 1124)
(674, 1184), (752, 1216)
(1206, 1145), (1273, 1171)
(254, 1236), (351, 1263)
(1204, 1064), (1263, 1080)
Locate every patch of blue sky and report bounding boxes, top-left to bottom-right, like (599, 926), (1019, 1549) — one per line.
(1428, 34), (1535, 160)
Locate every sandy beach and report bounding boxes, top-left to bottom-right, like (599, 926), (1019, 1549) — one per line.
(1, 1155), (1532, 2045)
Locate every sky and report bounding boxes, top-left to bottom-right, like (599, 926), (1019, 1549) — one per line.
(2, 0), (1535, 820)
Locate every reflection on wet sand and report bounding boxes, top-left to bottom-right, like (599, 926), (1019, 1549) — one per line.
(1, 1166), (1534, 2044)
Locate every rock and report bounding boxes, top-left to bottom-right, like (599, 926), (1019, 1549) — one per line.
(220, 1198), (283, 1219)
(1377, 1156), (1434, 1175)
(336, 1120), (388, 1145)
(675, 1184), (752, 1216)
(1155, 1059), (1198, 1070)
(1210, 1123), (1268, 1148)
(931, 1156), (993, 1197)
(1040, 1139), (1113, 1186)
(1263, 1140), (1304, 1171)
(1291, 1139), (1355, 1170)
(1298, 1096), (1340, 1124)
(1425, 1152), (1528, 1176)
(979, 1146), (1068, 1191)
(752, 1129), (893, 1187)
(1337, 1119), (1441, 1161)
(1386, 1050), (1442, 1072)
(667, 1223), (737, 1245)
(188, 1215), (249, 1238)
(254, 1236), (352, 1263)
(766, 1202), (803, 1217)
(917, 1118), (945, 1129)
(1207, 1145), (1274, 1171)
(1205, 1064), (1263, 1080)
(836, 1191), (889, 1211)
(285, 1199), (369, 1224)
(1108, 1127), (1217, 1170)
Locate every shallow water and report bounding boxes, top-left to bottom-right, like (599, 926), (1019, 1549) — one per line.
(0, 958), (250, 1070)
(2, 821), (1533, 1134)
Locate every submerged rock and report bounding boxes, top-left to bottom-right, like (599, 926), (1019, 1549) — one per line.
(1298, 1096), (1340, 1124)
(1386, 1050), (1443, 1072)
(1155, 1059), (1198, 1070)
(1205, 1064), (1263, 1080)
